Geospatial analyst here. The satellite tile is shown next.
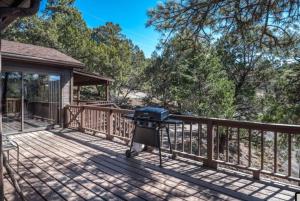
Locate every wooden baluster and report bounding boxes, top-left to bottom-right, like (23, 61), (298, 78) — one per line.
(261, 130), (264, 170)
(95, 110), (98, 130)
(274, 132), (277, 173)
(198, 123), (201, 156)
(288, 133), (292, 177)
(96, 110), (98, 131)
(87, 109), (92, 128)
(93, 110), (96, 129)
(190, 123), (192, 154)
(104, 112), (106, 132)
(99, 111), (101, 131)
(80, 106), (85, 132)
(226, 127), (229, 162)
(122, 116), (125, 137)
(88, 109), (90, 129)
(182, 122), (184, 152)
(248, 129), (251, 167)
(237, 128), (240, 165)
(102, 112), (105, 132)
(63, 106), (68, 128)
(86, 109), (88, 128)
(216, 126), (219, 160)
(174, 124), (177, 151)
(91, 109), (93, 129)
(118, 113), (121, 136)
(115, 113), (118, 136)
(107, 110), (114, 140)
(113, 113), (116, 135)
(91, 109), (93, 128)
(90, 109), (93, 129)
(87, 109), (90, 128)
(160, 129), (163, 147)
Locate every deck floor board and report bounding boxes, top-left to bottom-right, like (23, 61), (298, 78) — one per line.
(3, 129), (300, 201)
(18, 134), (202, 201)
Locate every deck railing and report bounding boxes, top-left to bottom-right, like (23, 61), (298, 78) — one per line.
(73, 100), (113, 106)
(64, 105), (300, 183)
(4, 98), (21, 114)
(65, 105), (133, 142)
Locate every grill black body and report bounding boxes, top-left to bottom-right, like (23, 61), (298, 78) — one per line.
(125, 107), (180, 167)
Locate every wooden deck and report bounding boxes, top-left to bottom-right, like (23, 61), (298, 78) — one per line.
(3, 129), (300, 201)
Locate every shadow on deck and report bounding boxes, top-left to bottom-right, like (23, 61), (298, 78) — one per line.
(4, 129), (300, 201)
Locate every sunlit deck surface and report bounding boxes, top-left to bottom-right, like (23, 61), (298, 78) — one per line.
(4, 129), (300, 201)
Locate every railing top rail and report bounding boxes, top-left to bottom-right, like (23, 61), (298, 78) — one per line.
(68, 104), (134, 113)
(172, 114), (300, 133)
(67, 105), (300, 133)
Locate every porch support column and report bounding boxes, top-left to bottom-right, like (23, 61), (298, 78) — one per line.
(77, 86), (80, 105)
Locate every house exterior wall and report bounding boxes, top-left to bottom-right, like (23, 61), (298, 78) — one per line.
(2, 59), (73, 126)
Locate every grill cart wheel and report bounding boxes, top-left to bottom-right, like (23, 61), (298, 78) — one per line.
(125, 149), (131, 158)
(125, 150), (138, 158)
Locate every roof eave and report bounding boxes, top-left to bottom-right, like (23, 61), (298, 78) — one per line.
(2, 52), (85, 69)
(74, 70), (114, 82)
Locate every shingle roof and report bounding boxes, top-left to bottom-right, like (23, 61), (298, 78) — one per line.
(1, 40), (84, 68)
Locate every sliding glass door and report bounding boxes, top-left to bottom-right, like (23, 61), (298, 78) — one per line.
(1, 71), (61, 134)
(1, 72), (22, 133)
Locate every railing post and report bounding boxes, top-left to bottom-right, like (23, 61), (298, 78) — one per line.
(106, 109), (114, 140)
(80, 106), (85, 132)
(204, 120), (218, 169)
(63, 105), (69, 128)
(253, 169), (260, 180)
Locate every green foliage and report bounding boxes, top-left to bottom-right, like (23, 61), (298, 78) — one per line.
(147, 0), (300, 50)
(145, 36), (235, 118)
(147, 0), (300, 123)
(216, 33), (276, 120)
(259, 64), (300, 124)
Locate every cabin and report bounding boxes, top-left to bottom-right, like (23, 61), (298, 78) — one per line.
(1, 40), (112, 135)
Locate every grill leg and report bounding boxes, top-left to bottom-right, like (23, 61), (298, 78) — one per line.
(126, 126), (137, 158)
(158, 129), (162, 167)
(158, 142), (162, 167)
(166, 126), (176, 159)
(166, 126), (172, 154)
(129, 132), (136, 152)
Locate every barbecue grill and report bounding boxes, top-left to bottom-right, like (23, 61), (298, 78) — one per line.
(124, 107), (181, 167)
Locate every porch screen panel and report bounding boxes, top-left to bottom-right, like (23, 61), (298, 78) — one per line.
(49, 75), (60, 124)
(24, 73), (60, 130)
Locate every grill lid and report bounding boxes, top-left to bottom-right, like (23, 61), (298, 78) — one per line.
(134, 106), (169, 121)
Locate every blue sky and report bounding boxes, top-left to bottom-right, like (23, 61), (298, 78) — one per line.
(41, 0), (162, 58)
